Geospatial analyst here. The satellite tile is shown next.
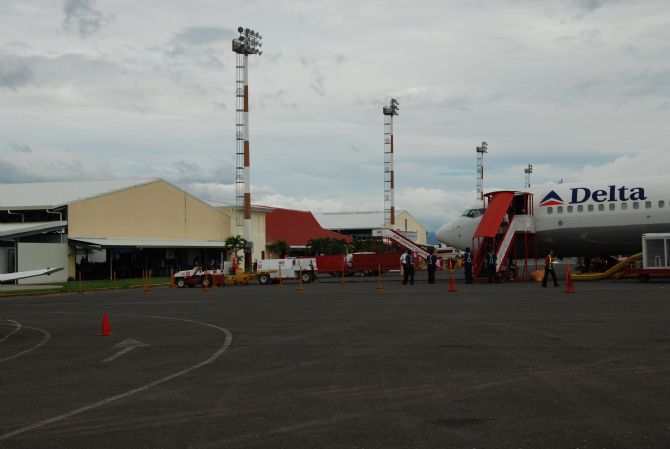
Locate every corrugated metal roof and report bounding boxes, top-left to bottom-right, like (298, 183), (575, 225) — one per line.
(0, 221), (67, 238)
(314, 211), (407, 230)
(69, 236), (226, 248)
(0, 179), (158, 210)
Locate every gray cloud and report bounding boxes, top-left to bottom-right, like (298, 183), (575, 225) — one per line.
(10, 143), (32, 153)
(171, 26), (235, 46)
(171, 160), (234, 184)
(62, 0), (109, 38)
(0, 57), (34, 90)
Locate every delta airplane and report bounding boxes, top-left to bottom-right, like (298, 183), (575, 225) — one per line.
(435, 176), (670, 256)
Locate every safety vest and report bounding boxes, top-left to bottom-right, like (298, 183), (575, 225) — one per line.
(546, 255), (553, 270)
(464, 252), (472, 264)
(486, 251), (496, 265)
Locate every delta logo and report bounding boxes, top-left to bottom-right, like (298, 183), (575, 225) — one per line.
(539, 191), (563, 207)
(539, 185), (647, 207)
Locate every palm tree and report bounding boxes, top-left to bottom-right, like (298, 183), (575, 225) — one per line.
(225, 235), (247, 265)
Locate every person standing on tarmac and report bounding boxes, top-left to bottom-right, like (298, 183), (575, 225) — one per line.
(426, 247), (438, 284)
(486, 245), (497, 283)
(463, 247), (473, 284)
(401, 249), (414, 285)
(542, 249), (559, 287)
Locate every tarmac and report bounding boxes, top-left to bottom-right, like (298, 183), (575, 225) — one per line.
(1, 271), (669, 449)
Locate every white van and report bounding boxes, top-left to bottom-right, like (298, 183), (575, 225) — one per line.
(434, 246), (464, 260)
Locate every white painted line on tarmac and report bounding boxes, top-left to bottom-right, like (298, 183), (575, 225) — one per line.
(0, 319), (22, 343)
(0, 324), (51, 363)
(0, 314), (232, 441)
(102, 338), (149, 363)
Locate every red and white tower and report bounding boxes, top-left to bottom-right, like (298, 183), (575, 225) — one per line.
(232, 26), (262, 271)
(383, 98), (399, 228)
(476, 141), (487, 204)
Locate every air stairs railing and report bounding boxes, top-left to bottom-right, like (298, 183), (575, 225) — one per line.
(495, 215), (535, 272)
(374, 228), (430, 260)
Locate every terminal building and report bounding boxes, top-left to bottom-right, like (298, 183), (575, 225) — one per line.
(1, 179), (428, 284)
(314, 210), (428, 245)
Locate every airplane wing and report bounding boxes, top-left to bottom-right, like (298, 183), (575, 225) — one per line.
(0, 267), (64, 283)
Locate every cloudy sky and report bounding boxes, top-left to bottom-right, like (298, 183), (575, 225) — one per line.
(1, 0), (669, 232)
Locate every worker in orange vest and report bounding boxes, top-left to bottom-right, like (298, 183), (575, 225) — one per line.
(542, 249), (559, 287)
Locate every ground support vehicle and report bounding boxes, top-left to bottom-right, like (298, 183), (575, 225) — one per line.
(256, 258), (318, 285)
(623, 233), (670, 282)
(173, 267), (255, 287)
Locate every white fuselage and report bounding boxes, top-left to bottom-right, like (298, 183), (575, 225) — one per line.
(436, 176), (670, 256)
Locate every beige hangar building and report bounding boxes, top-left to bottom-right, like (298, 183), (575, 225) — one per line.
(0, 179), (234, 283)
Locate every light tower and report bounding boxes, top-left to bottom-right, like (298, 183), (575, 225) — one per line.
(232, 26), (262, 272)
(383, 98), (399, 227)
(476, 141), (487, 203)
(524, 163), (533, 189)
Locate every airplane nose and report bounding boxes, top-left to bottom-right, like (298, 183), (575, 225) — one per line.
(435, 222), (455, 246)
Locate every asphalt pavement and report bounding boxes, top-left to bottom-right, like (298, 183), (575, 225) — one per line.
(2, 272), (669, 449)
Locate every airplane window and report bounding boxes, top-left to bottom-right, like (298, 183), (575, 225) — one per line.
(621, 203), (627, 210)
(598, 204), (605, 211)
(567, 205), (573, 213)
(588, 205), (594, 212)
(645, 201), (652, 209)
(577, 205), (583, 212)
(557, 206), (563, 213)
(547, 207), (553, 214)
(633, 202), (639, 210)
(659, 200), (665, 208)
(609, 203), (616, 211)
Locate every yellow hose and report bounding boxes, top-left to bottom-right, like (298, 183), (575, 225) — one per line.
(571, 253), (642, 281)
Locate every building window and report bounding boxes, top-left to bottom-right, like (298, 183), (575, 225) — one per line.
(633, 202), (639, 209)
(645, 201), (652, 209)
(557, 206), (563, 213)
(567, 205), (573, 213)
(577, 205), (584, 212)
(609, 203), (616, 211)
(598, 204), (605, 211)
(621, 202), (627, 210)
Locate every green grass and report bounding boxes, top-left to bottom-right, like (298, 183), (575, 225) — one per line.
(0, 277), (173, 297)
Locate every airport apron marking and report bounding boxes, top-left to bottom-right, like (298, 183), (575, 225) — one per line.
(0, 314), (232, 441)
(0, 320), (51, 363)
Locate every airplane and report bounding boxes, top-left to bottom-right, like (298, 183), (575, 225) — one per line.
(435, 176), (670, 257)
(0, 267), (64, 284)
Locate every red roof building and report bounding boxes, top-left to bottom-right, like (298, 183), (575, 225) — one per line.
(265, 208), (352, 247)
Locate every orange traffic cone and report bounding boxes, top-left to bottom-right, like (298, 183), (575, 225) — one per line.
(448, 269), (458, 293)
(566, 265), (575, 293)
(98, 312), (113, 336)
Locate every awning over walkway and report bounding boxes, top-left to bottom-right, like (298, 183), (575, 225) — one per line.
(473, 191), (515, 239)
(68, 237), (227, 249)
(0, 221), (67, 239)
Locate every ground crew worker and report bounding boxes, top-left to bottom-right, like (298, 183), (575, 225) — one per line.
(486, 245), (497, 283)
(426, 248), (438, 284)
(542, 249), (559, 287)
(400, 249), (414, 285)
(463, 247), (473, 284)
